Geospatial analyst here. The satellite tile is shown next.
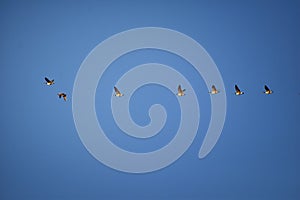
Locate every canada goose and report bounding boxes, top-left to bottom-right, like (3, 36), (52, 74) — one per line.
(234, 84), (244, 95)
(263, 85), (273, 94)
(45, 77), (54, 85)
(177, 85), (186, 96)
(114, 86), (124, 97)
(209, 85), (219, 94)
(57, 93), (67, 101)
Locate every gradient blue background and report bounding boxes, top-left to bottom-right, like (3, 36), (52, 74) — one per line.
(1, 0), (300, 199)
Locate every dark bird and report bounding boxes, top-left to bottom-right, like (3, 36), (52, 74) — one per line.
(209, 85), (219, 94)
(177, 85), (186, 96)
(45, 77), (54, 85)
(234, 84), (244, 95)
(57, 93), (67, 101)
(114, 86), (124, 97)
(263, 85), (273, 94)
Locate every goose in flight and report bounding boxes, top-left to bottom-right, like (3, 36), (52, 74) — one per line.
(45, 77), (54, 85)
(263, 85), (273, 94)
(57, 93), (67, 101)
(114, 86), (124, 97)
(234, 84), (244, 95)
(177, 85), (186, 96)
(209, 85), (219, 94)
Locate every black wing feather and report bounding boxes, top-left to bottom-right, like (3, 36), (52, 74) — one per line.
(114, 86), (119, 93)
(264, 85), (270, 91)
(45, 77), (50, 82)
(235, 85), (240, 92)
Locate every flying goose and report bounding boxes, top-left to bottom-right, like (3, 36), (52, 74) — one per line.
(177, 85), (186, 96)
(57, 93), (67, 101)
(234, 84), (244, 95)
(209, 85), (219, 94)
(114, 86), (124, 97)
(45, 77), (54, 85)
(263, 85), (273, 94)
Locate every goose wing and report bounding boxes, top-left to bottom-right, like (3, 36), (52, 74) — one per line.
(212, 85), (217, 92)
(45, 77), (51, 83)
(178, 85), (183, 93)
(264, 85), (270, 91)
(114, 86), (121, 95)
(235, 85), (241, 92)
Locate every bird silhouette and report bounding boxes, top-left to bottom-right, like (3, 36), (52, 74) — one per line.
(177, 85), (186, 96)
(57, 93), (67, 101)
(45, 77), (54, 85)
(234, 84), (244, 95)
(114, 86), (124, 97)
(209, 85), (219, 94)
(263, 85), (273, 94)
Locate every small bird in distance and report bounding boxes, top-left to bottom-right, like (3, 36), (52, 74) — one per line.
(234, 84), (244, 95)
(263, 85), (273, 94)
(57, 93), (67, 101)
(114, 86), (124, 97)
(177, 85), (186, 96)
(45, 77), (54, 85)
(209, 85), (219, 94)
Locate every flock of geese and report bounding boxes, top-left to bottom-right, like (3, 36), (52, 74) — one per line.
(46, 75), (296, 102)
(114, 84), (274, 97)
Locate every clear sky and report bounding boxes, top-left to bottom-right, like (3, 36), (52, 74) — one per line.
(1, 0), (300, 199)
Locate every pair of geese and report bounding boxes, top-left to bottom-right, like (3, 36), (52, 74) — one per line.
(114, 84), (273, 97)
(45, 77), (67, 101)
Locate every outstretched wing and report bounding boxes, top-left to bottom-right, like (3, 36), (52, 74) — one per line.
(114, 86), (121, 95)
(235, 85), (241, 92)
(212, 85), (217, 92)
(264, 85), (270, 91)
(45, 77), (50, 83)
(178, 85), (183, 93)
(63, 95), (67, 101)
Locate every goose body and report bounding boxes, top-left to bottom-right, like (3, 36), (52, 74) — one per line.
(114, 86), (124, 97)
(177, 85), (186, 96)
(58, 93), (67, 101)
(234, 84), (244, 95)
(209, 85), (219, 94)
(263, 85), (273, 94)
(45, 77), (54, 85)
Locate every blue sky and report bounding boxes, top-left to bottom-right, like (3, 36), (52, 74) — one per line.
(1, 0), (300, 199)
